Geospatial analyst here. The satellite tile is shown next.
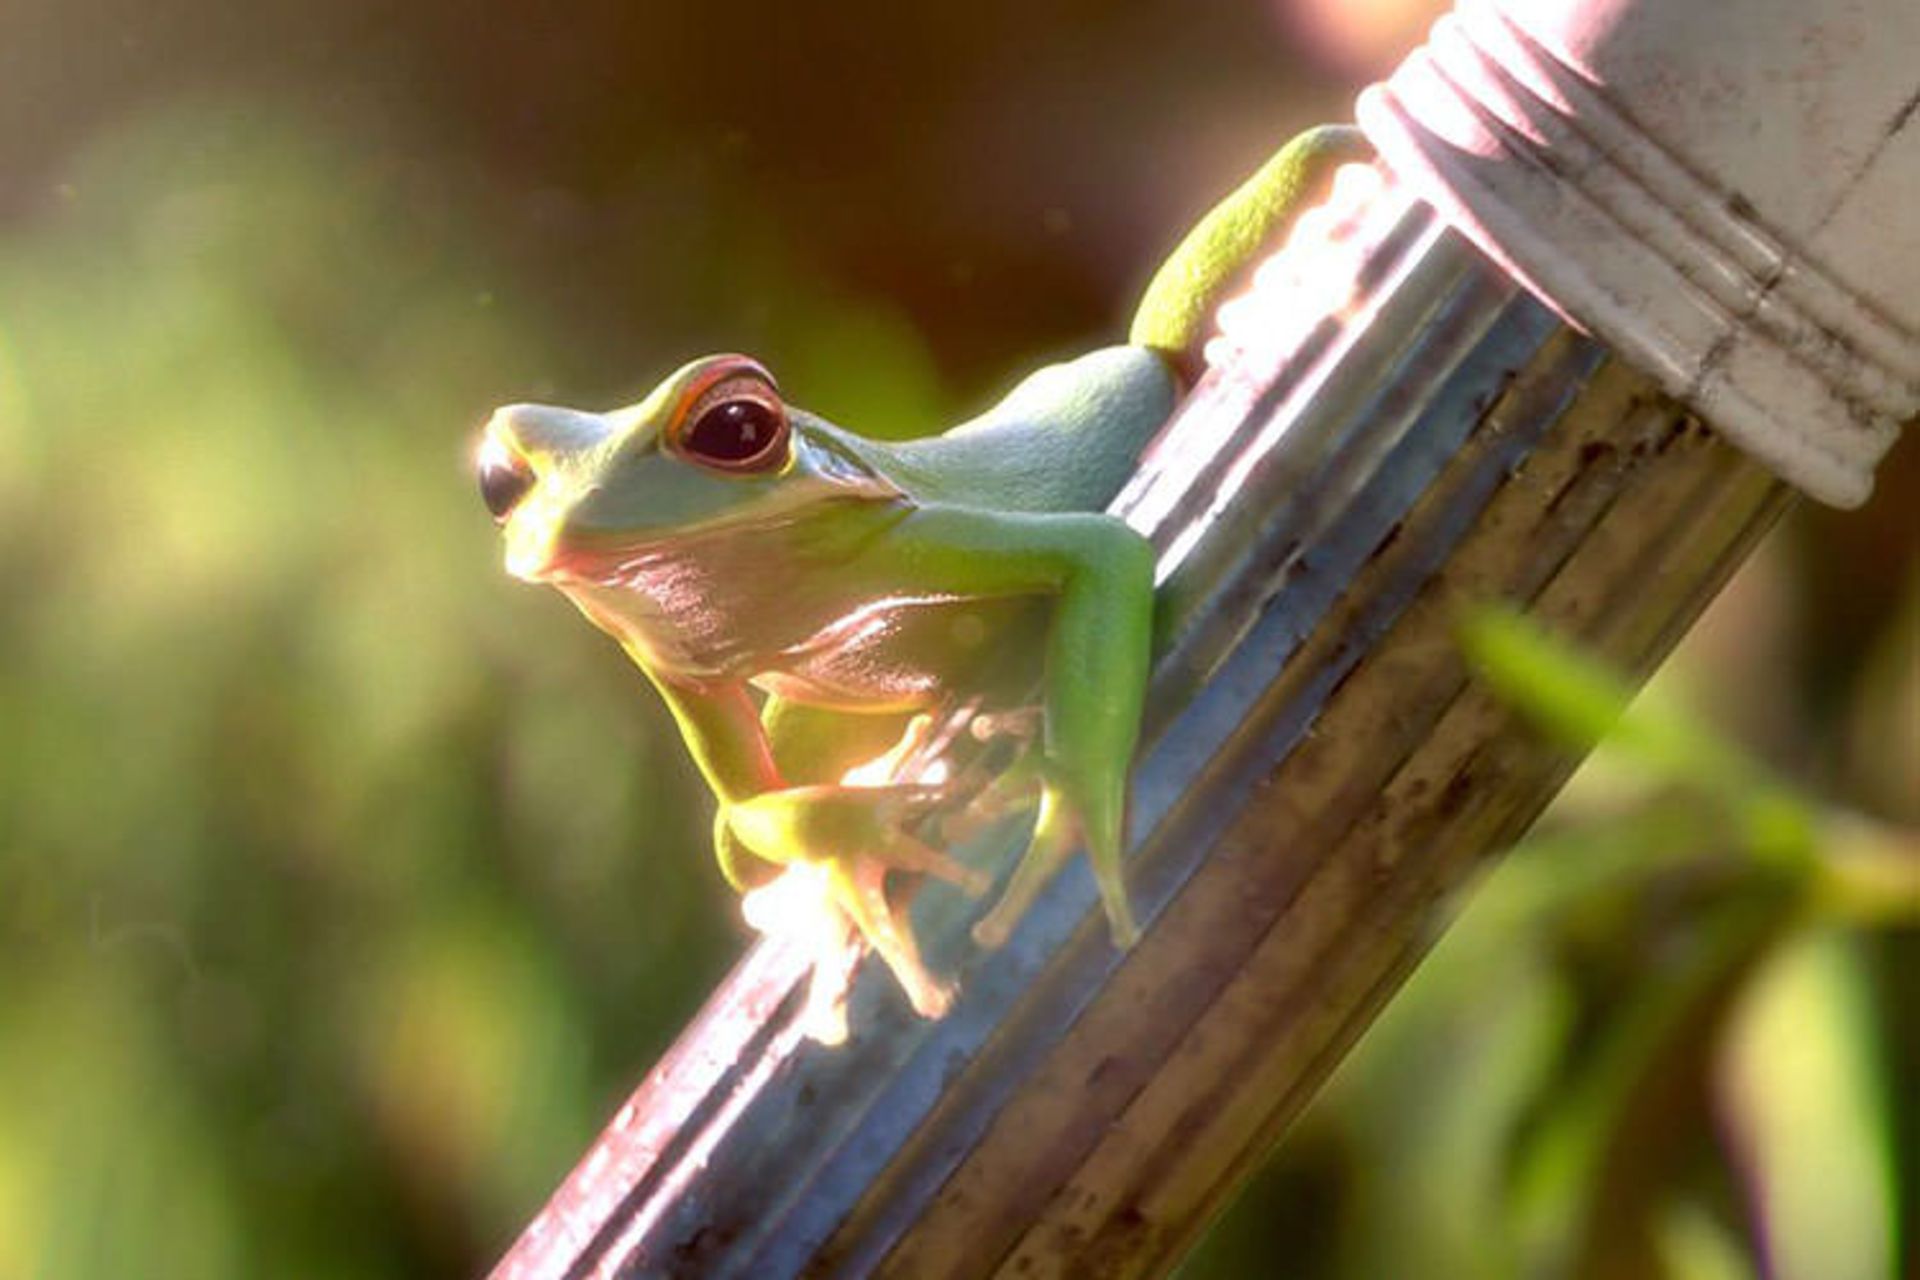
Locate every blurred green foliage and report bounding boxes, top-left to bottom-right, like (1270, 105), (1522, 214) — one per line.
(0, 109), (753, 1277)
(1181, 608), (1918, 1280)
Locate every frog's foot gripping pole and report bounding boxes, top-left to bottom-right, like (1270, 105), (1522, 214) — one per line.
(729, 780), (990, 1028)
(970, 779), (1138, 952)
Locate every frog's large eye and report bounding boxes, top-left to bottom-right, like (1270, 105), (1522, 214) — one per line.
(671, 364), (790, 473)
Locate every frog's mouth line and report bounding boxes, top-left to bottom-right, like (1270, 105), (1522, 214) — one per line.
(522, 484), (915, 590)
(533, 532), (676, 587)
(500, 500), (718, 586)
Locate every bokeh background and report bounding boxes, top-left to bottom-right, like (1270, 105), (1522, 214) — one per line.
(0, 1), (1911, 1277)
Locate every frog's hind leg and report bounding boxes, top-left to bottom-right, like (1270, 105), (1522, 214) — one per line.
(829, 853), (955, 1019)
(1129, 124), (1373, 378)
(970, 765), (1139, 951)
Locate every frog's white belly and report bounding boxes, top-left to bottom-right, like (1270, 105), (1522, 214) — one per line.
(756, 593), (1040, 710)
(560, 551), (1041, 711)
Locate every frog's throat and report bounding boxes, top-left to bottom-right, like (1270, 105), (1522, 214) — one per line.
(529, 481), (909, 588)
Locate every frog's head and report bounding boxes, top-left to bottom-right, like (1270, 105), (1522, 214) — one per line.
(477, 354), (895, 583)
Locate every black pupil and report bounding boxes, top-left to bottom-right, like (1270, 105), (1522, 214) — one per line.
(479, 451), (535, 520)
(686, 398), (779, 464)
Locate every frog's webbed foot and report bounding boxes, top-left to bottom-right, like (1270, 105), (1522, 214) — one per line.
(741, 863), (863, 1045)
(826, 851), (954, 1020)
(933, 746), (1043, 849)
(728, 783), (989, 895)
(971, 776), (1140, 953)
(968, 704), (1042, 744)
(728, 781), (990, 1032)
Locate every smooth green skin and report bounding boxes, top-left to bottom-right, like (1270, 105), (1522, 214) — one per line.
(483, 126), (1368, 1019)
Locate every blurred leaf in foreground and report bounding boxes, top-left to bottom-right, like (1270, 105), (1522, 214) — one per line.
(1186, 602), (1914, 1280)
(1714, 928), (1898, 1280)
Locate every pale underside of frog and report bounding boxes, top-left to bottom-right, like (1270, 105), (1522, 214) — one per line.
(478, 127), (1368, 1042)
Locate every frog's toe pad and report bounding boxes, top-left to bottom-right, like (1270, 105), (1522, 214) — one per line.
(741, 863), (866, 1043)
(971, 913), (1014, 951)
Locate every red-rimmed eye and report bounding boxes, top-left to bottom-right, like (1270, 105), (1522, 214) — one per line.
(672, 367), (790, 472)
(685, 396), (783, 465)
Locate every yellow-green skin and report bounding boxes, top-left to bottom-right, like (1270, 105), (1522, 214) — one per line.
(481, 127), (1368, 1019)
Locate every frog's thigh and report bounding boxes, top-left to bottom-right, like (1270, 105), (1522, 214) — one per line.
(869, 506), (1153, 813)
(762, 696), (917, 787)
(1129, 123), (1372, 370)
(868, 506), (1152, 946)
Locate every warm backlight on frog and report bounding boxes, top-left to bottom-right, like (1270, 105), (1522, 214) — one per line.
(477, 127), (1371, 1041)
(741, 861), (865, 1046)
(740, 736), (971, 1045)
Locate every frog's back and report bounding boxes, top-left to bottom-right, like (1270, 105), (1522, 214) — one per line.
(875, 345), (1177, 514)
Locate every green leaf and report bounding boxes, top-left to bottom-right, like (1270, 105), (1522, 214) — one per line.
(1657, 1200), (1758, 1280)
(1713, 928), (1899, 1280)
(1458, 605), (1815, 867)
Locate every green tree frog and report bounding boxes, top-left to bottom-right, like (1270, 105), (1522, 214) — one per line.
(477, 127), (1368, 1039)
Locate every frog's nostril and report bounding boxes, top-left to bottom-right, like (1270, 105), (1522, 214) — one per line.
(477, 435), (536, 522)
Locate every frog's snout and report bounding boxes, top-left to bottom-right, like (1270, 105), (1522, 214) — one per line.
(477, 403), (611, 524)
(489, 402), (614, 459)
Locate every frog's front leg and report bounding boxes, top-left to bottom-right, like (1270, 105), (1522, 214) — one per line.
(727, 781), (989, 1019)
(861, 505), (1156, 951)
(637, 666), (787, 892)
(642, 668), (985, 1024)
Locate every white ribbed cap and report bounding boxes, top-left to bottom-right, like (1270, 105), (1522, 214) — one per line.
(1358, 0), (1920, 507)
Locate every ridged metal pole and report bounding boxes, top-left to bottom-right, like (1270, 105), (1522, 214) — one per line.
(488, 164), (1790, 1279)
